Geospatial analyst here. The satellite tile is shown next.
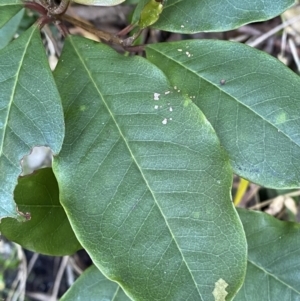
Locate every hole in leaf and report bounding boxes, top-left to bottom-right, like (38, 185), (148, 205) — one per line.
(21, 146), (53, 176)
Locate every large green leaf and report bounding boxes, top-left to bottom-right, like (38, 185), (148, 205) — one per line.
(61, 265), (131, 301)
(53, 36), (247, 301)
(0, 26), (64, 220)
(235, 209), (300, 300)
(133, 0), (294, 33)
(0, 1), (23, 29)
(146, 40), (300, 189)
(0, 168), (82, 256)
(0, 9), (24, 50)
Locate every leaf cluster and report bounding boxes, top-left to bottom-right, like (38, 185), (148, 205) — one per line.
(0, 0), (300, 300)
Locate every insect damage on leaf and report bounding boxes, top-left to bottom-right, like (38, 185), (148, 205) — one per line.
(17, 209), (31, 221)
(212, 278), (229, 301)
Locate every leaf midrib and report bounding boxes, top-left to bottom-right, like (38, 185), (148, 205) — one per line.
(248, 259), (300, 295)
(69, 37), (203, 300)
(147, 45), (300, 149)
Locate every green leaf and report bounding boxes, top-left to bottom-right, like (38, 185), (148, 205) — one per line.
(0, 2), (23, 29)
(151, 0), (294, 33)
(0, 26), (64, 220)
(235, 209), (300, 300)
(53, 36), (247, 301)
(138, 0), (163, 29)
(61, 265), (131, 301)
(146, 40), (300, 189)
(131, 0), (155, 24)
(0, 168), (82, 256)
(0, 9), (24, 50)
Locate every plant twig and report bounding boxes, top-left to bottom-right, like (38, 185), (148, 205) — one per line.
(249, 190), (300, 210)
(59, 14), (124, 45)
(49, 256), (69, 301)
(248, 14), (300, 47)
(68, 256), (83, 275)
(27, 252), (39, 275)
(7, 244), (27, 301)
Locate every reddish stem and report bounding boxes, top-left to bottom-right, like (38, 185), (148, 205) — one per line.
(24, 1), (47, 14)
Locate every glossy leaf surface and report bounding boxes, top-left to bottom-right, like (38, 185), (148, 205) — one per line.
(61, 265), (131, 301)
(152, 0), (295, 33)
(0, 168), (81, 256)
(236, 209), (300, 300)
(146, 40), (300, 188)
(0, 26), (64, 220)
(53, 36), (247, 301)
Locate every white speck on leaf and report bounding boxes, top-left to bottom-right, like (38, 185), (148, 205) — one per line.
(174, 86), (177, 90)
(177, 49), (182, 52)
(154, 93), (160, 100)
(162, 118), (168, 125)
(181, 25), (184, 28)
(154, 105), (159, 109)
(165, 91), (170, 94)
(169, 107), (173, 112)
